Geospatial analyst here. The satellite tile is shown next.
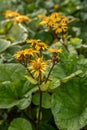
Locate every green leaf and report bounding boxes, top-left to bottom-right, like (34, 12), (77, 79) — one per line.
(0, 39), (11, 53)
(40, 78), (61, 91)
(32, 92), (51, 109)
(48, 78), (61, 90)
(6, 23), (28, 45)
(17, 96), (32, 110)
(0, 0), (11, 12)
(0, 63), (32, 109)
(68, 44), (77, 54)
(49, 63), (66, 79)
(24, 75), (37, 84)
(8, 118), (32, 130)
(51, 77), (87, 130)
(61, 70), (82, 83)
(40, 81), (50, 91)
(25, 3), (36, 13)
(0, 21), (28, 45)
(41, 109), (52, 123)
(29, 8), (47, 17)
(34, 31), (53, 44)
(53, 53), (81, 77)
(70, 37), (82, 48)
(0, 21), (13, 36)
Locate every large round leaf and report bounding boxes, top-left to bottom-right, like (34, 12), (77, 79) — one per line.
(32, 92), (51, 109)
(51, 77), (87, 130)
(0, 21), (28, 45)
(8, 118), (32, 130)
(0, 63), (33, 109)
(6, 23), (28, 45)
(0, 39), (11, 53)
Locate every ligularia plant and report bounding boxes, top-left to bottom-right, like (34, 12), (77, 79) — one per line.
(0, 8), (85, 130)
(14, 38), (62, 129)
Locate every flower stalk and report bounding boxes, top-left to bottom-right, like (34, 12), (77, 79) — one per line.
(45, 62), (55, 83)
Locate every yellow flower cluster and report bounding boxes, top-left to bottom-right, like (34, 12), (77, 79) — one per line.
(4, 10), (19, 18)
(14, 39), (62, 78)
(14, 48), (37, 61)
(40, 12), (69, 34)
(4, 10), (31, 23)
(26, 39), (48, 51)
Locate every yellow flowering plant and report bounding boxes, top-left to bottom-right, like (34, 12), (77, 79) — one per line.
(1, 10), (75, 130)
(14, 38), (62, 129)
(0, 6), (85, 130)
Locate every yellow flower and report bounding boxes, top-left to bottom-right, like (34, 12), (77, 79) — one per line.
(40, 16), (58, 27)
(26, 39), (40, 46)
(28, 57), (48, 77)
(62, 34), (67, 40)
(26, 39), (47, 51)
(4, 10), (31, 23)
(52, 23), (62, 33)
(40, 17), (49, 25)
(46, 17), (56, 26)
(40, 12), (61, 26)
(13, 15), (31, 23)
(35, 42), (48, 51)
(52, 23), (68, 34)
(50, 12), (60, 19)
(53, 38), (59, 43)
(40, 12), (69, 34)
(61, 16), (69, 23)
(61, 23), (68, 32)
(37, 14), (46, 19)
(48, 48), (62, 53)
(23, 48), (38, 57)
(53, 4), (59, 9)
(4, 10), (20, 18)
(14, 48), (37, 61)
(14, 50), (24, 61)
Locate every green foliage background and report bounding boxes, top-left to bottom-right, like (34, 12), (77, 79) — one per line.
(0, 0), (87, 130)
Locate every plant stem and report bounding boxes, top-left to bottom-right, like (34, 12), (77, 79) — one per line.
(37, 88), (42, 130)
(37, 73), (42, 130)
(45, 63), (55, 83)
(22, 63), (34, 79)
(26, 67), (34, 79)
(61, 35), (69, 52)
